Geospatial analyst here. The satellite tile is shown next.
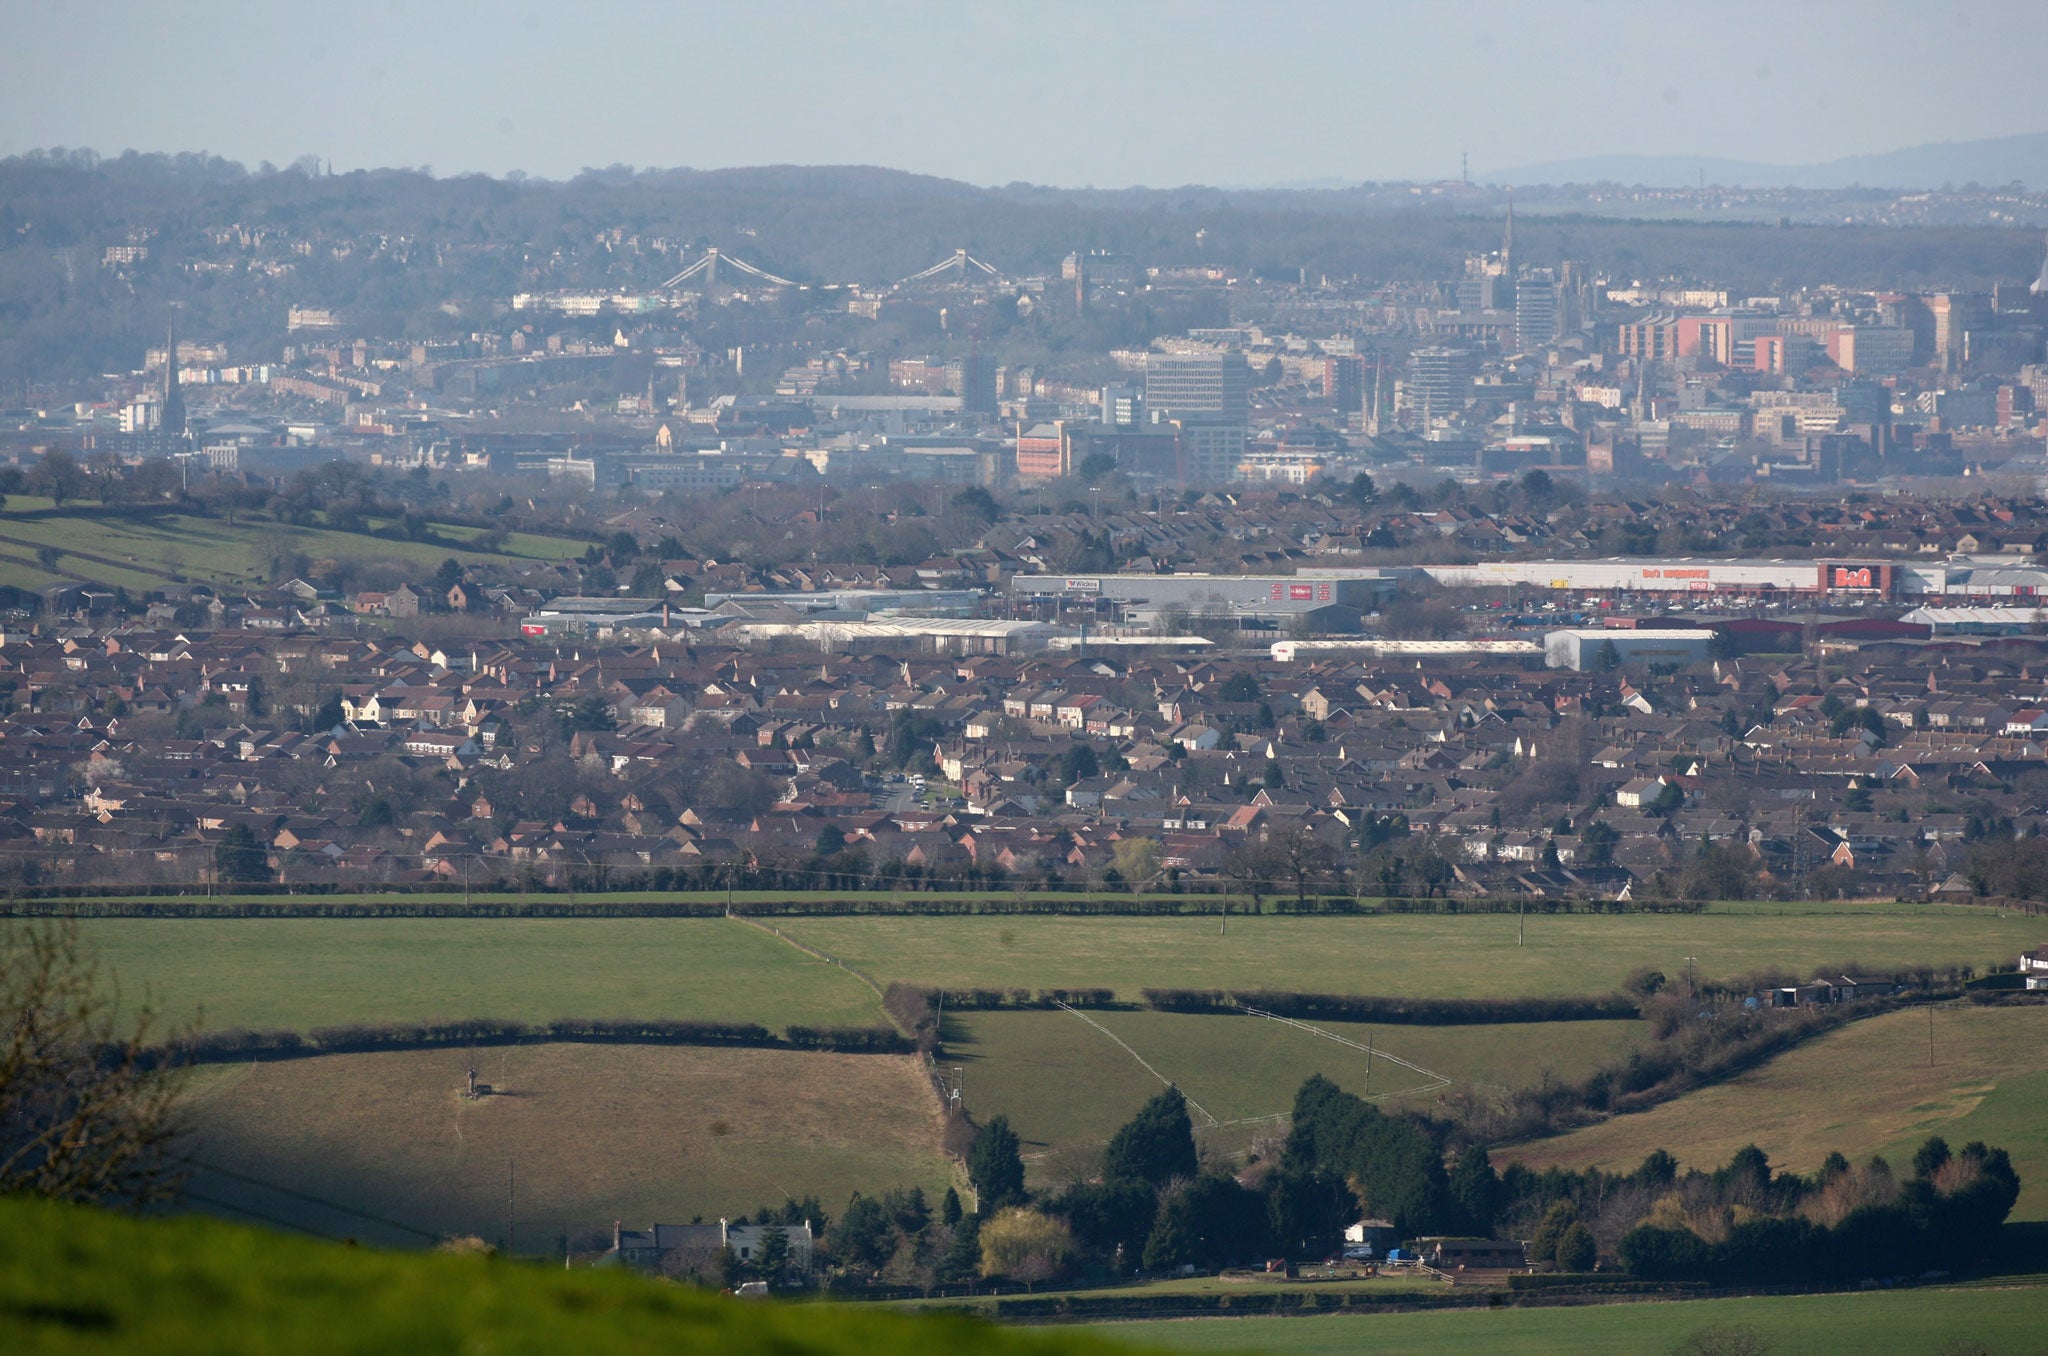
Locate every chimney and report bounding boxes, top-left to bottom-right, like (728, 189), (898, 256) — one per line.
(613, 1220), (622, 1251)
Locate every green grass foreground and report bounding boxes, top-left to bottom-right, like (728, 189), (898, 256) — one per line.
(1098, 1282), (2048, 1355)
(0, 1196), (1143, 1356)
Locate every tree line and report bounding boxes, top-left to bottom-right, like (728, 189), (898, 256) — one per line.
(156, 1016), (910, 1066)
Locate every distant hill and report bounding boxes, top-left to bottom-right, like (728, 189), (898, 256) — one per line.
(1489, 130), (2048, 190)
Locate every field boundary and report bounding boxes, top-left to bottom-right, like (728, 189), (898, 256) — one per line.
(152, 1017), (913, 1068)
(1238, 1005), (1453, 1098)
(1052, 1001), (1220, 1127)
(731, 915), (891, 1005)
(11, 889), (1994, 917)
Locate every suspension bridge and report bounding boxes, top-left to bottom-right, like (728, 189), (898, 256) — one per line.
(654, 245), (1008, 293)
(657, 246), (797, 290)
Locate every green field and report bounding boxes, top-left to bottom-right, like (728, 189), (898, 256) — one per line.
(772, 906), (2043, 1001)
(3, 1196), (1127, 1356)
(950, 1009), (1644, 1184)
(1507, 1001), (2048, 1220)
(179, 1043), (956, 1248)
(80, 917), (886, 1034)
(0, 501), (586, 592)
(1095, 1282), (2048, 1354)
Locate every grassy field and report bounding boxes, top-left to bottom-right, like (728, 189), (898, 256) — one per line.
(0, 500), (586, 592)
(179, 1043), (957, 1250)
(1505, 1001), (2048, 1220)
(950, 1009), (1645, 1184)
(80, 917), (886, 1034)
(773, 907), (2044, 1001)
(1095, 1282), (2048, 1354)
(2, 1197), (1124, 1356)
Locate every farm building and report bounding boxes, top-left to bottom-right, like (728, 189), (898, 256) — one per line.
(1411, 1237), (1527, 1269)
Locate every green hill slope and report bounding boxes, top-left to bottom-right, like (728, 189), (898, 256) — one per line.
(0, 1196), (1142, 1356)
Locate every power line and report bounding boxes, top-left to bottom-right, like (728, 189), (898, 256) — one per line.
(179, 1154), (441, 1241)
(182, 1189), (340, 1240)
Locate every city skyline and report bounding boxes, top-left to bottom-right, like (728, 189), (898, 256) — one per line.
(6, 0), (2048, 188)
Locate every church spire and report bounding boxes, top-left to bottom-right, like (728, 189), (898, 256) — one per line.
(161, 308), (187, 439)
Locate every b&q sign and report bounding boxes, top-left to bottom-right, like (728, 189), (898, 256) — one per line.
(1832, 566), (1874, 589)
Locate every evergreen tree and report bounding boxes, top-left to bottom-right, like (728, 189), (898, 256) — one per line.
(1530, 1200), (1579, 1264)
(755, 1224), (791, 1283)
(1912, 1136), (1951, 1179)
(213, 824), (270, 883)
(1264, 1167), (1356, 1261)
(940, 1186), (963, 1227)
(1555, 1220), (1597, 1272)
(935, 1214), (982, 1283)
(1052, 1178), (1157, 1271)
(1142, 1175), (1269, 1271)
(967, 1115), (1026, 1212)
(1103, 1086), (1198, 1187)
(1447, 1146), (1501, 1235)
(826, 1193), (895, 1271)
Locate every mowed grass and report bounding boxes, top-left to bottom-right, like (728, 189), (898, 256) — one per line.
(949, 1009), (1644, 1183)
(1506, 1002), (2048, 1220)
(1095, 1282), (2048, 1355)
(774, 907), (2043, 1002)
(80, 917), (885, 1034)
(178, 1043), (957, 1250)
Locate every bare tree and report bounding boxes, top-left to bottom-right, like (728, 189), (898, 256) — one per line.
(0, 920), (185, 1207)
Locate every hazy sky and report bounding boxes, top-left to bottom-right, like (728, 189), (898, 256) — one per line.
(6, 0), (2046, 186)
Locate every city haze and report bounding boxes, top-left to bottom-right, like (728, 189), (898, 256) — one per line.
(6, 0), (2048, 188)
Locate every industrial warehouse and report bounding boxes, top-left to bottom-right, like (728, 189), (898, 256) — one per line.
(1402, 556), (2048, 599)
(1009, 572), (1398, 631)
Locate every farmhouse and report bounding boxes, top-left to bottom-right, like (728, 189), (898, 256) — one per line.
(2021, 946), (2048, 990)
(602, 1218), (814, 1273)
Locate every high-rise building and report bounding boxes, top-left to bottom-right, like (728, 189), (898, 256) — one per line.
(949, 352), (997, 414)
(1323, 355), (1365, 412)
(1144, 351), (1250, 424)
(1928, 293), (1992, 371)
(1514, 270), (1558, 352)
(1405, 346), (1474, 420)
